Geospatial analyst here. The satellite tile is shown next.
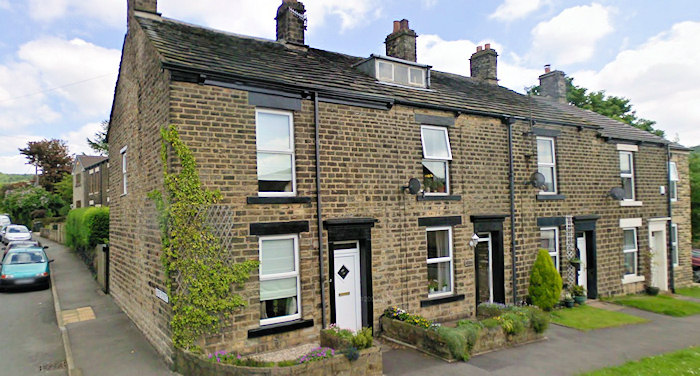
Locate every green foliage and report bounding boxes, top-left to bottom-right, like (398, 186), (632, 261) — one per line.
(383, 306), (433, 328)
(54, 174), (73, 213)
(150, 125), (258, 351)
(436, 326), (470, 361)
(0, 173), (33, 185)
(65, 207), (109, 250)
(494, 312), (526, 335)
(87, 120), (109, 155)
(529, 76), (665, 138)
(689, 150), (700, 247)
(550, 305), (647, 331)
(580, 346), (700, 376)
(18, 139), (72, 192)
(480, 318), (500, 329)
(1, 185), (64, 226)
(607, 294), (700, 317)
(526, 306), (550, 333)
(350, 327), (373, 349)
(529, 249), (563, 311)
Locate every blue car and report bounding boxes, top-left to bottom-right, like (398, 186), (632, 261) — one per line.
(0, 247), (53, 290)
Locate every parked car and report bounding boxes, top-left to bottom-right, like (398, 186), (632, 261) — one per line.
(693, 249), (700, 283)
(1, 225), (32, 244)
(4, 240), (42, 259)
(0, 247), (52, 290)
(0, 214), (10, 226)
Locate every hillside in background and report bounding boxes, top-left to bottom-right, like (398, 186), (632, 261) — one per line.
(0, 173), (33, 185)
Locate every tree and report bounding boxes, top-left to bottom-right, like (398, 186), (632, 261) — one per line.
(528, 249), (562, 311)
(1, 185), (64, 226)
(87, 120), (109, 155)
(19, 139), (72, 192)
(689, 149), (700, 247)
(528, 76), (665, 138)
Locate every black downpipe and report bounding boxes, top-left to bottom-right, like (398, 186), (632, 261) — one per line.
(667, 145), (675, 293)
(505, 117), (518, 303)
(314, 92), (327, 327)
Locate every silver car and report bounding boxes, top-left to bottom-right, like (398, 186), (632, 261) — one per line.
(2, 225), (32, 244)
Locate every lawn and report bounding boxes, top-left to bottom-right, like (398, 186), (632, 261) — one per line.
(675, 287), (700, 299)
(579, 346), (700, 376)
(550, 305), (647, 331)
(607, 294), (700, 317)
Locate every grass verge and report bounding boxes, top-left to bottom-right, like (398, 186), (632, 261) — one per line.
(675, 287), (700, 299)
(550, 305), (647, 331)
(579, 346), (700, 375)
(607, 294), (700, 317)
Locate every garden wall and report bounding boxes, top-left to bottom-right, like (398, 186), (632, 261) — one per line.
(173, 348), (382, 376)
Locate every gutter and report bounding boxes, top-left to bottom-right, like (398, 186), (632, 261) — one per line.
(504, 116), (518, 303)
(666, 144), (675, 293)
(313, 92), (327, 327)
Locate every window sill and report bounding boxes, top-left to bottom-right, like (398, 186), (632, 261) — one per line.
(247, 197), (312, 204)
(536, 194), (566, 201)
(420, 294), (465, 307)
(620, 200), (643, 207)
(622, 275), (645, 284)
(417, 195), (461, 202)
(247, 319), (314, 338)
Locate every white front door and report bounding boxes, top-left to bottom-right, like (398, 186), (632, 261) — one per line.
(577, 234), (587, 289)
(650, 227), (668, 291)
(333, 242), (362, 332)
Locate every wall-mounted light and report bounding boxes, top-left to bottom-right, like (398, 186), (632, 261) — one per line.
(469, 233), (480, 248)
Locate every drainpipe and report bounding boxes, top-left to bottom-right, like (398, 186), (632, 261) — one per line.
(666, 144), (675, 293)
(313, 92), (327, 327)
(504, 116), (518, 304)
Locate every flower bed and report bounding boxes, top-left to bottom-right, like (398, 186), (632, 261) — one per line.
(320, 324), (373, 353)
(380, 305), (548, 362)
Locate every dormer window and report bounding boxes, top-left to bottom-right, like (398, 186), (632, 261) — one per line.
(355, 55), (430, 89)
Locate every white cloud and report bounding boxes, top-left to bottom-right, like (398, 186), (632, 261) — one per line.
(27, 0), (124, 28)
(531, 3), (613, 65)
(422, 0), (438, 9)
(0, 0), (11, 10)
(418, 35), (541, 93)
(490, 0), (545, 22)
(61, 122), (104, 156)
(0, 62), (61, 130)
(572, 21), (700, 147)
(159, 0), (382, 39)
(0, 134), (43, 174)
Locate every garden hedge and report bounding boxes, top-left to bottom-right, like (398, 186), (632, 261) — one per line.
(65, 207), (109, 251)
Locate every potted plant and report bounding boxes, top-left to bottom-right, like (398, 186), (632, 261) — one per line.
(645, 285), (660, 296)
(570, 285), (586, 305)
(441, 282), (448, 292)
(563, 293), (574, 308)
(428, 279), (438, 293)
(435, 181), (445, 193)
(568, 257), (581, 269)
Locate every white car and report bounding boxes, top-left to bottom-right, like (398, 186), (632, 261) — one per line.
(2, 225), (32, 244)
(0, 215), (10, 226)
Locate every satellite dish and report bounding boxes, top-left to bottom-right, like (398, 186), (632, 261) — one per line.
(528, 172), (546, 189)
(609, 187), (625, 200)
(403, 178), (421, 195)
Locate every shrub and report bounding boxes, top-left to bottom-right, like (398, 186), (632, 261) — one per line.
(343, 346), (360, 362)
(351, 327), (373, 349)
(526, 306), (550, 333)
(65, 207), (109, 251)
(528, 249), (563, 311)
(495, 312), (526, 335)
(436, 326), (470, 361)
(481, 318), (501, 329)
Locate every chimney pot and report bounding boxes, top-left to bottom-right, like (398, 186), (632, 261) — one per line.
(385, 19), (418, 62)
(476, 46), (482, 52)
(544, 64), (551, 73)
(484, 43), (491, 50)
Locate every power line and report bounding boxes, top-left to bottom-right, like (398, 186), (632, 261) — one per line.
(0, 73), (115, 104)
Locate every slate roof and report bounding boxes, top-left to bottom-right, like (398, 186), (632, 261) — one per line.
(76, 155), (107, 170)
(136, 15), (686, 149)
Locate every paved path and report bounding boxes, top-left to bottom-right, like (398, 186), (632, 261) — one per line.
(383, 304), (700, 375)
(41, 236), (177, 376)
(0, 277), (66, 375)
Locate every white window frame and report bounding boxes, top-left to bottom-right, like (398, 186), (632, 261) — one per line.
(671, 223), (679, 267)
(420, 125), (452, 196)
(426, 226), (454, 298)
(536, 136), (557, 194)
(620, 151), (635, 201)
(258, 234), (301, 326)
(120, 146), (127, 195)
(622, 228), (640, 282)
(540, 227), (560, 272)
(255, 109), (296, 197)
(669, 162), (678, 202)
(375, 60), (426, 88)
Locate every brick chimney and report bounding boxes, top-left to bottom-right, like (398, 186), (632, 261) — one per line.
(470, 44), (498, 84)
(539, 65), (567, 103)
(276, 0), (307, 45)
(385, 19), (417, 62)
(127, 0), (157, 18)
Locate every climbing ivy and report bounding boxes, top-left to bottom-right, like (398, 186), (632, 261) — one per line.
(149, 125), (258, 351)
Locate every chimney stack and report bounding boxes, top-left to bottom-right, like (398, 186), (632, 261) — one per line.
(127, 0), (157, 19)
(276, 0), (307, 46)
(385, 19), (417, 62)
(470, 44), (498, 84)
(539, 66), (567, 103)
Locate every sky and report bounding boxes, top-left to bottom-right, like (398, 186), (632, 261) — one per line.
(1, 0), (699, 174)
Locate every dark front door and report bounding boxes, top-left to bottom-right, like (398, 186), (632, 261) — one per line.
(576, 230), (598, 299)
(475, 232), (505, 305)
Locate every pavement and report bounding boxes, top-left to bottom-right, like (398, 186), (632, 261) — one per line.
(41, 235), (177, 376)
(383, 300), (700, 376)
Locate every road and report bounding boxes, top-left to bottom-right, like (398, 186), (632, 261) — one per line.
(0, 282), (66, 375)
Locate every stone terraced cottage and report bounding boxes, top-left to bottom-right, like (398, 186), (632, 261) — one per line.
(108, 0), (693, 363)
